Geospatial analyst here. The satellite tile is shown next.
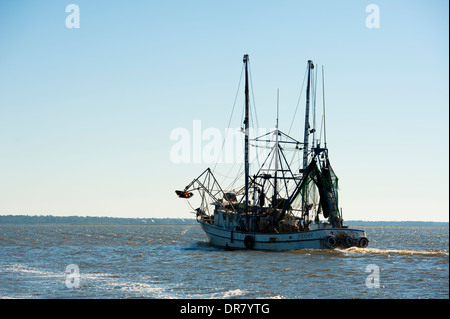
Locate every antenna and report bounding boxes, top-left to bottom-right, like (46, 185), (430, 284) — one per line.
(273, 88), (280, 208)
(276, 89), (279, 129)
(312, 66), (318, 148)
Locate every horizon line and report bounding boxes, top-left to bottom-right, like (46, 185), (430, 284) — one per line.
(0, 214), (448, 224)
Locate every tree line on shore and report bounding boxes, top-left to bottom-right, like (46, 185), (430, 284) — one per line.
(0, 215), (447, 226)
(0, 215), (197, 225)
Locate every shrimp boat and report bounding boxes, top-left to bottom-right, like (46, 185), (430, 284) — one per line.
(176, 55), (369, 250)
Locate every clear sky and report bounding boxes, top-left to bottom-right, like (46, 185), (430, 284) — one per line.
(0, 1), (448, 221)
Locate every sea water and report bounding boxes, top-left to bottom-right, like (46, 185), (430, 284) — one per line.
(0, 224), (448, 299)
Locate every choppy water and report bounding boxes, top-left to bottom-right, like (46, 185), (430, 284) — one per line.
(0, 224), (448, 299)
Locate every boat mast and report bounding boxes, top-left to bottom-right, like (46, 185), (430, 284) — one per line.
(302, 60), (314, 170)
(243, 54), (250, 215)
(300, 60), (314, 223)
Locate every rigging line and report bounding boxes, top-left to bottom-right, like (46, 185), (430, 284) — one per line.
(278, 147), (298, 194)
(219, 133), (243, 185)
(225, 135), (269, 192)
(312, 65), (318, 148)
(250, 137), (272, 176)
(322, 65), (327, 147)
(251, 105), (261, 151)
(212, 169), (243, 181)
(240, 100), (245, 130)
(231, 171), (244, 191)
(225, 167), (244, 193)
(254, 139), (276, 175)
(223, 153), (245, 190)
(288, 65), (308, 135)
(222, 127), (269, 192)
(248, 60), (260, 130)
(277, 148), (289, 197)
(248, 61), (263, 171)
(184, 198), (197, 213)
(212, 63), (245, 173)
(287, 147), (300, 172)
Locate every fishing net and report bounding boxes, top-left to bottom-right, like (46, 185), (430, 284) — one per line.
(295, 160), (339, 222)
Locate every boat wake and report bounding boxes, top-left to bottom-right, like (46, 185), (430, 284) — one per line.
(161, 241), (217, 252)
(337, 247), (449, 257)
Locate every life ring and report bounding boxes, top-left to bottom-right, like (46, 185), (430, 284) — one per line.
(344, 235), (354, 248)
(325, 235), (337, 248)
(244, 235), (255, 249)
(357, 237), (369, 248)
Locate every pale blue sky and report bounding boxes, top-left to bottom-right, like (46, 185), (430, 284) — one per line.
(0, 1), (448, 221)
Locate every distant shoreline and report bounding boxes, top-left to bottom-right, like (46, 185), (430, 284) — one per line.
(0, 215), (197, 225)
(0, 215), (447, 227)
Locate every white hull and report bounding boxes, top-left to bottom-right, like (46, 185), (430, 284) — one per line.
(199, 221), (368, 251)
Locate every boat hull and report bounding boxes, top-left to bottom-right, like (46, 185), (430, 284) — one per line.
(199, 221), (368, 250)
